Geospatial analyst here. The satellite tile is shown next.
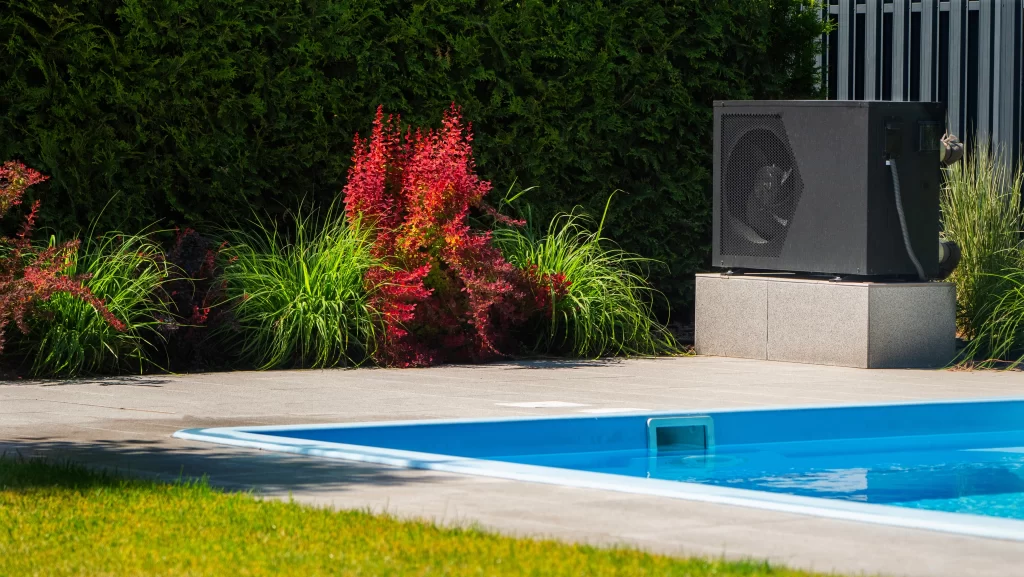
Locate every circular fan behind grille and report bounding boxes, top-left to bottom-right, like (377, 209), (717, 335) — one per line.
(723, 128), (799, 248)
(719, 114), (803, 259)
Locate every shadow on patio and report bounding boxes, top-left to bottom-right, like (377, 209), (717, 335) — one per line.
(0, 434), (451, 495)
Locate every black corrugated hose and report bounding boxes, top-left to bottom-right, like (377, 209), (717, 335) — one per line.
(888, 158), (927, 281)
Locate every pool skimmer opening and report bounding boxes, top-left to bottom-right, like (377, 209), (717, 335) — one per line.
(647, 416), (715, 456)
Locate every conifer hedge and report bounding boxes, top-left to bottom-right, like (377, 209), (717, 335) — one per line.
(0, 0), (824, 312)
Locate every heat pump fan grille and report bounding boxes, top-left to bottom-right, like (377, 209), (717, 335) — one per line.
(720, 114), (803, 257)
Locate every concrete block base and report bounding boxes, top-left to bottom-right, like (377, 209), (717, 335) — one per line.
(695, 274), (956, 368)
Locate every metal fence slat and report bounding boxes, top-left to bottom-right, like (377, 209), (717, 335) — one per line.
(893, 0), (908, 100)
(979, 0), (994, 137)
(865, 0), (881, 99)
(948, 0), (966, 136)
(1004, 0), (1024, 162)
(921, 0), (937, 101)
(838, 0), (853, 99)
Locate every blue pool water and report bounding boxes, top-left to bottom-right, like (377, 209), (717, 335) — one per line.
(176, 399), (1024, 535)
(497, 435), (1024, 518)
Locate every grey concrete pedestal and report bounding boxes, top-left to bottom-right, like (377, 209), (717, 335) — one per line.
(694, 274), (956, 368)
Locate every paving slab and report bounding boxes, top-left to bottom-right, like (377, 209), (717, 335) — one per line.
(3, 356), (1024, 576)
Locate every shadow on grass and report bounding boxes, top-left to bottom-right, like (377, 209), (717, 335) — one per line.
(0, 433), (450, 495)
(0, 454), (130, 490)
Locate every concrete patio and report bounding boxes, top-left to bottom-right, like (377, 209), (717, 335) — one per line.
(3, 356), (1024, 576)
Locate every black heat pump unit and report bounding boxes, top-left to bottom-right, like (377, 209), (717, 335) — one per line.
(713, 100), (946, 279)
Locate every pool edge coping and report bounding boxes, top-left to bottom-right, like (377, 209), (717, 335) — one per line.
(173, 396), (1024, 543)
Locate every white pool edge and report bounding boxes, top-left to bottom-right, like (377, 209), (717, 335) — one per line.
(173, 399), (1024, 543)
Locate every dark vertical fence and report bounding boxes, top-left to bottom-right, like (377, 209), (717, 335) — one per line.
(822, 0), (1023, 161)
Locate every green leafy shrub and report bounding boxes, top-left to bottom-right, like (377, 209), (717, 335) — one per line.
(495, 200), (678, 357)
(20, 231), (169, 377)
(221, 209), (378, 369)
(0, 0), (825, 313)
(940, 145), (1024, 341)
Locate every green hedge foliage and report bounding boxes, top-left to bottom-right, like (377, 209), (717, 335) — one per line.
(0, 0), (824, 313)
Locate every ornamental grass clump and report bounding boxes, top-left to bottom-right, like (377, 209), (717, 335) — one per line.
(221, 208), (378, 369)
(343, 106), (549, 367)
(940, 144), (1024, 340)
(25, 230), (171, 377)
(958, 271), (1024, 368)
(941, 145), (1024, 366)
(494, 201), (678, 357)
(0, 161), (123, 358)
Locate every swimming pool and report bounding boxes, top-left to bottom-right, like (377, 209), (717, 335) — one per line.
(175, 398), (1024, 540)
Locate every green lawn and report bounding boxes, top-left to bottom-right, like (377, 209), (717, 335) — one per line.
(0, 457), (830, 577)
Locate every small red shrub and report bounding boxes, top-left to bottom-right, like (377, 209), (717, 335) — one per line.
(344, 106), (548, 366)
(0, 161), (123, 354)
(158, 227), (231, 370)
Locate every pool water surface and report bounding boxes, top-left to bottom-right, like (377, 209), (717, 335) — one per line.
(495, 434), (1024, 519)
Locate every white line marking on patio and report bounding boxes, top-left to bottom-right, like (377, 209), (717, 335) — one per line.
(578, 408), (646, 414)
(495, 401), (589, 408)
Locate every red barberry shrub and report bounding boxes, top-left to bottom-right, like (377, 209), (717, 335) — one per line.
(157, 228), (232, 370)
(343, 106), (548, 366)
(0, 161), (123, 355)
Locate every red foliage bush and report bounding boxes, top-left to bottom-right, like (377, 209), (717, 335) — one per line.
(157, 227), (232, 370)
(0, 161), (123, 354)
(344, 106), (549, 366)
